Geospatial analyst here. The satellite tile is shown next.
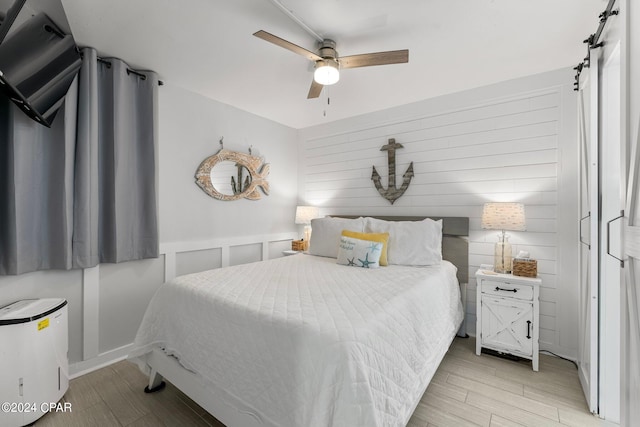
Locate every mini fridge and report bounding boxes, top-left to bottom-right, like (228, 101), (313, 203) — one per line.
(0, 299), (69, 427)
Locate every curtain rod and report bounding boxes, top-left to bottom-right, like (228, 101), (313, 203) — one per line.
(573, 0), (618, 91)
(96, 56), (164, 86)
(80, 50), (164, 86)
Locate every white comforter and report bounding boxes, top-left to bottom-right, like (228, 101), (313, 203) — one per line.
(130, 254), (463, 427)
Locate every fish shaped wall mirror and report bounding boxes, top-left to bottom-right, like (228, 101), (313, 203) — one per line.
(195, 147), (270, 201)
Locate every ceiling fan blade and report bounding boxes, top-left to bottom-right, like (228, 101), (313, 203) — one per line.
(253, 30), (322, 62)
(339, 49), (409, 69)
(307, 79), (323, 99)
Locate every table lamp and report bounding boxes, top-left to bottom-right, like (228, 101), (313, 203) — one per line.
(295, 206), (319, 245)
(481, 202), (526, 273)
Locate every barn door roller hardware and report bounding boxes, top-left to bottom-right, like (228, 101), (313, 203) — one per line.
(573, 0), (618, 91)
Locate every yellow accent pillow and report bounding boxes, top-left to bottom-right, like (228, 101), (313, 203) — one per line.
(341, 230), (389, 266)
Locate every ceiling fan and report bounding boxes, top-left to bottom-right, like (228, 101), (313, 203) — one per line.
(253, 30), (409, 99)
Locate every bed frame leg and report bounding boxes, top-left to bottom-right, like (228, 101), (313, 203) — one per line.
(144, 368), (166, 393)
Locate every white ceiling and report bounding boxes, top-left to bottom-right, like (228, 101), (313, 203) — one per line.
(60, 0), (605, 129)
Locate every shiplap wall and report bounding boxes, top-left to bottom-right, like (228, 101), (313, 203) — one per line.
(298, 69), (579, 359)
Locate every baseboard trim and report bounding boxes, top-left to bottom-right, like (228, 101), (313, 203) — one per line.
(70, 343), (133, 379)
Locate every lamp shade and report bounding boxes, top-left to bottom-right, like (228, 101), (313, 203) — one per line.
(295, 206), (319, 225)
(481, 203), (526, 231)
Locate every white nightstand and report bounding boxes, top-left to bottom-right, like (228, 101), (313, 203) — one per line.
(475, 269), (541, 371)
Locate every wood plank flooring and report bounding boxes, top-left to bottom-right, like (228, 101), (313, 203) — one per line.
(35, 337), (616, 427)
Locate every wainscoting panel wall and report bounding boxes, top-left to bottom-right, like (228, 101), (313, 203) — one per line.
(176, 248), (223, 277)
(71, 232), (298, 377)
(98, 257), (166, 354)
(298, 69), (578, 359)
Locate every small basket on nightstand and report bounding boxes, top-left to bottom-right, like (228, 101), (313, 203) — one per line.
(291, 240), (308, 251)
(512, 259), (537, 277)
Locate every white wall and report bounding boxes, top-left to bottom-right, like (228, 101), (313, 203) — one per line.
(158, 84), (299, 242)
(298, 68), (579, 359)
(0, 83), (300, 374)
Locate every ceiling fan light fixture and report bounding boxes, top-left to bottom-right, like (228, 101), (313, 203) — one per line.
(252, 30), (409, 99)
(314, 59), (339, 85)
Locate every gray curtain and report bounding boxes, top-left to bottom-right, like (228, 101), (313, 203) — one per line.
(0, 47), (158, 275)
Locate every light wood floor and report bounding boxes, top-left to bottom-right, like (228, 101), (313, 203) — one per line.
(36, 337), (616, 427)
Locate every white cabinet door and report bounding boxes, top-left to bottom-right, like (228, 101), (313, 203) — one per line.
(481, 296), (533, 357)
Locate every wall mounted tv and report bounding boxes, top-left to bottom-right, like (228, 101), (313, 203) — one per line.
(0, 0), (81, 127)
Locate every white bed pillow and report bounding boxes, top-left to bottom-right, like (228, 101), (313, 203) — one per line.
(336, 236), (382, 269)
(365, 217), (443, 266)
(308, 217), (365, 258)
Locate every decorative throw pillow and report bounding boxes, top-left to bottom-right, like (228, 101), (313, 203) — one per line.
(365, 217), (443, 266)
(336, 236), (383, 269)
(341, 230), (389, 266)
(308, 217), (365, 258)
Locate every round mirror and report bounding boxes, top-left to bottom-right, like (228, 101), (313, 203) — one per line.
(209, 161), (252, 196)
(195, 148), (268, 201)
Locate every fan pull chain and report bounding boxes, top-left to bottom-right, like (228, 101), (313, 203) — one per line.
(323, 87), (330, 118)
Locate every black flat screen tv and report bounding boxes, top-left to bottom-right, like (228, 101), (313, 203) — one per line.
(0, 0), (81, 127)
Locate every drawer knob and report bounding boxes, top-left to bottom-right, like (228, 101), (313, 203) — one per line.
(495, 286), (517, 293)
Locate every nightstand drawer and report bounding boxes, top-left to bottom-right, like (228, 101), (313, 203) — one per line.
(481, 281), (533, 301)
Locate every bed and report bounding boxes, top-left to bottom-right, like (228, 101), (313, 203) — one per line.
(129, 216), (468, 427)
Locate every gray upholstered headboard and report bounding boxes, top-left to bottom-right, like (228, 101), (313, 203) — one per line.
(330, 216), (469, 284)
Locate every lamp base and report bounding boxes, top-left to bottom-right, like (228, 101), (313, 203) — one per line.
(494, 234), (512, 274)
(303, 225), (311, 243)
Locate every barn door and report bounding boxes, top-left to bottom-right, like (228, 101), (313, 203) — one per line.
(621, 113), (640, 426)
(599, 41), (623, 421)
(577, 52), (599, 414)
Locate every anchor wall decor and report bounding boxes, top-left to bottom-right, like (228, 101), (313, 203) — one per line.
(371, 138), (414, 204)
